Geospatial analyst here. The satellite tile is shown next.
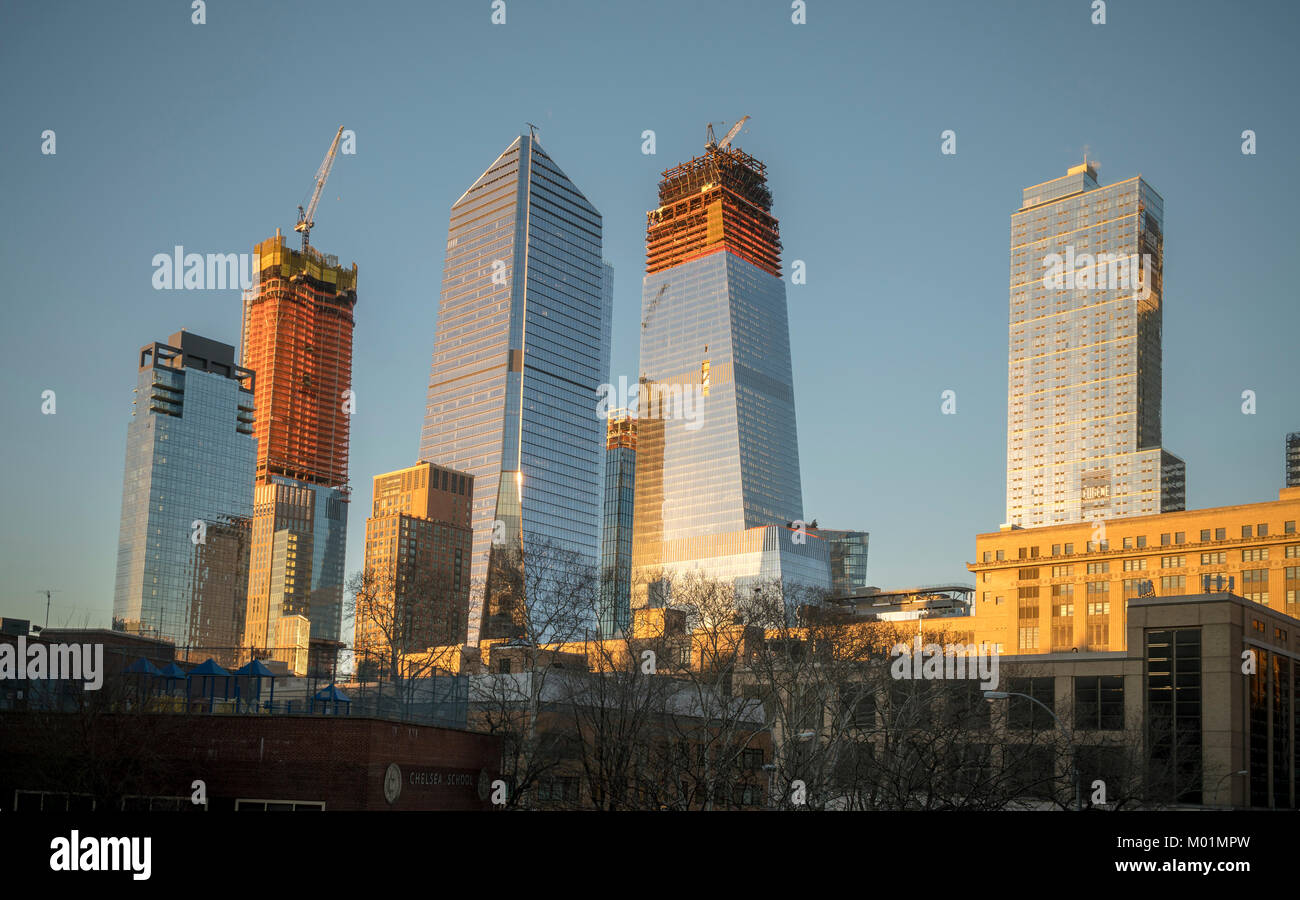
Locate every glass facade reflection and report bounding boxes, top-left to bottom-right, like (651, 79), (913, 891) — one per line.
(599, 412), (636, 637)
(810, 528), (870, 596)
(113, 332), (256, 659)
(1007, 164), (1185, 528)
(420, 132), (610, 642)
(631, 135), (827, 607)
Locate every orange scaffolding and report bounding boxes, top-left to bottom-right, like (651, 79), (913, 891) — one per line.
(645, 145), (782, 277)
(241, 233), (357, 493)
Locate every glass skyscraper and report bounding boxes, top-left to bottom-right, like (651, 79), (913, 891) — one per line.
(420, 131), (610, 643)
(631, 128), (829, 608)
(113, 331), (256, 660)
(599, 412), (636, 638)
(1006, 163), (1185, 528)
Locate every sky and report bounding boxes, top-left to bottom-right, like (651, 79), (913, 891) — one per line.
(1, 0), (1297, 631)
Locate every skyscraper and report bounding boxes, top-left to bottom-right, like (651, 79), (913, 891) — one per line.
(419, 131), (610, 643)
(1287, 432), (1300, 488)
(113, 331), (255, 661)
(1006, 163), (1185, 528)
(241, 231), (357, 654)
(630, 124), (829, 607)
(599, 412), (636, 637)
(356, 462), (473, 675)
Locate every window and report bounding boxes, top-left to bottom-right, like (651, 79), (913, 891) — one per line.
(1242, 526), (1252, 539)
(1286, 567), (1299, 609)
(742, 748), (765, 770)
(1087, 561), (1109, 575)
(1175, 532), (1186, 545)
(1051, 565), (1072, 577)
(996, 550), (1005, 561)
(1007, 677), (1055, 730)
(1286, 521), (1296, 535)
(235, 799), (325, 811)
(1201, 552), (1227, 565)
(1258, 524), (1268, 537)
(1086, 599), (1111, 615)
(1123, 537), (1133, 549)
(1137, 536), (1147, 548)
(1288, 545), (1300, 559)
(1052, 544), (1061, 556)
(1242, 548), (1269, 562)
(1200, 529), (1211, 542)
(1242, 569), (1269, 603)
(1160, 575), (1186, 593)
(1122, 558), (1147, 571)
(1161, 533), (1171, 546)
(1123, 578), (1149, 599)
(1064, 543), (1074, 555)
(1018, 625), (1040, 650)
(1215, 528), (1226, 541)
(983, 551), (992, 562)
(1018, 567), (1040, 580)
(1030, 546), (1040, 558)
(1075, 675), (1124, 730)
(1161, 555), (1185, 568)
(1147, 629), (1202, 804)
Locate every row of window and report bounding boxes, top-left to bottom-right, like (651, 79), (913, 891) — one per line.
(984, 522), (1298, 562)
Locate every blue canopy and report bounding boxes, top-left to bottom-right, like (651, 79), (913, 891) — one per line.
(233, 659), (276, 678)
(124, 657), (162, 676)
(188, 658), (231, 677)
(314, 683), (350, 702)
(159, 662), (186, 679)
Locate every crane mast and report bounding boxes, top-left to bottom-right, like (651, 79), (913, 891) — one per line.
(295, 126), (345, 252)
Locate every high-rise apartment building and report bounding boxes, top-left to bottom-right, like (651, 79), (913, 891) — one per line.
(113, 331), (255, 662)
(419, 131), (610, 643)
(241, 231), (357, 654)
(1287, 432), (1300, 488)
(599, 412), (636, 637)
(356, 462), (473, 674)
(1006, 163), (1184, 528)
(630, 126), (829, 608)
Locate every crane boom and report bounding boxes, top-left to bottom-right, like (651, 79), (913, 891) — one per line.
(714, 115), (749, 150)
(295, 126), (345, 251)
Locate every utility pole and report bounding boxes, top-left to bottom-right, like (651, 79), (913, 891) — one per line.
(36, 589), (61, 629)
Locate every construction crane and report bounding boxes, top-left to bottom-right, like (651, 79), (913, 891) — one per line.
(642, 282), (669, 330)
(705, 115), (749, 152)
(295, 126), (345, 252)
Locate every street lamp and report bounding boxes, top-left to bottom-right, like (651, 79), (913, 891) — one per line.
(1214, 769), (1247, 808)
(984, 689), (1081, 811)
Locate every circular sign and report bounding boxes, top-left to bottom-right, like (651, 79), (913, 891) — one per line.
(384, 763), (402, 805)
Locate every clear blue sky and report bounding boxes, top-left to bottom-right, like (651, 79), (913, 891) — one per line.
(2, 0), (1297, 629)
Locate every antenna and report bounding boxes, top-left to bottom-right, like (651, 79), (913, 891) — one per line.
(36, 589), (62, 629)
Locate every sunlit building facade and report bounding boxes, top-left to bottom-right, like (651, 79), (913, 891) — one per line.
(1006, 163), (1184, 528)
(631, 130), (829, 609)
(240, 232), (357, 652)
(599, 412), (636, 637)
(113, 332), (256, 656)
(357, 461), (473, 672)
(419, 132), (610, 643)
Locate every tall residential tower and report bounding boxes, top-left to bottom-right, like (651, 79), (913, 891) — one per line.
(419, 131), (610, 644)
(1006, 163), (1185, 528)
(241, 231), (357, 658)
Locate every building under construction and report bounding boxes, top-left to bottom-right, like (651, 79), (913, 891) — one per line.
(241, 230), (358, 659)
(645, 130), (781, 278)
(631, 121), (828, 613)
